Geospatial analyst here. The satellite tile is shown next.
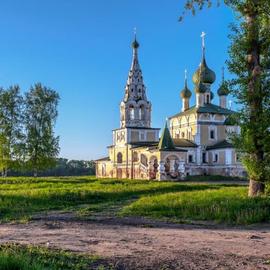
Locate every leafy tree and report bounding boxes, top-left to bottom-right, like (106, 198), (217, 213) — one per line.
(25, 83), (60, 176)
(0, 86), (24, 176)
(181, 0), (270, 196)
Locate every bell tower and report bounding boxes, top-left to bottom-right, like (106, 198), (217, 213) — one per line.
(120, 35), (151, 128)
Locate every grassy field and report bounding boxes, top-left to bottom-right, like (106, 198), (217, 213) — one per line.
(0, 176), (269, 225)
(0, 243), (108, 270)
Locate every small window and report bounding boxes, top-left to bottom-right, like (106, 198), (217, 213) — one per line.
(202, 153), (207, 163)
(188, 155), (193, 163)
(129, 105), (135, 120)
(117, 153), (123, 164)
(181, 132), (185, 138)
(210, 130), (215, 139)
(206, 94), (210, 104)
(214, 153), (218, 163)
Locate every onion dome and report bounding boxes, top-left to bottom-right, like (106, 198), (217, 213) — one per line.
(192, 52), (216, 85)
(217, 68), (229, 96)
(194, 80), (207, 94)
(217, 83), (229, 96)
(132, 38), (140, 49)
(180, 71), (192, 99)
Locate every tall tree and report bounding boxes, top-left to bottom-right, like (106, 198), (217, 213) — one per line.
(182, 0), (270, 196)
(25, 83), (60, 176)
(0, 86), (24, 176)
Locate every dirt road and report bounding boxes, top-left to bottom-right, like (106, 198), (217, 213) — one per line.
(0, 216), (269, 269)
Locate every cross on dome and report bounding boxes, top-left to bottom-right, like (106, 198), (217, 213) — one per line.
(201, 31), (206, 49)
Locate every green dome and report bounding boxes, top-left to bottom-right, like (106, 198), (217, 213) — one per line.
(180, 81), (192, 99)
(217, 82), (229, 96)
(132, 39), (140, 49)
(194, 81), (207, 94)
(193, 55), (216, 85)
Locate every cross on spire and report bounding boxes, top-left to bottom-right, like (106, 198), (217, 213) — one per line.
(134, 27), (137, 39)
(184, 69), (188, 87)
(222, 66), (225, 82)
(201, 31), (206, 49)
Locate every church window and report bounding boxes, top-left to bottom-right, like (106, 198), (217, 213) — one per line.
(188, 155), (193, 163)
(139, 105), (145, 120)
(133, 151), (139, 162)
(117, 153), (123, 164)
(141, 154), (148, 166)
(181, 132), (185, 138)
(206, 94), (210, 104)
(102, 164), (106, 176)
(129, 105), (135, 120)
(214, 153), (219, 163)
(202, 153), (207, 163)
(210, 130), (215, 139)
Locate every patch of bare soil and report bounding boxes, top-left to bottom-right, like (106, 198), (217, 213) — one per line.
(0, 214), (269, 270)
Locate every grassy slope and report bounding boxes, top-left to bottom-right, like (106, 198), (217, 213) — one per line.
(0, 176), (269, 224)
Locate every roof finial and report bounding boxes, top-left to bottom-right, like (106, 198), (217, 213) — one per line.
(132, 27), (139, 49)
(134, 27), (137, 39)
(184, 69), (188, 87)
(201, 31), (206, 50)
(222, 66), (225, 83)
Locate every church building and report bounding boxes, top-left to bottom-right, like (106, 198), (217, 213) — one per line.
(95, 34), (245, 180)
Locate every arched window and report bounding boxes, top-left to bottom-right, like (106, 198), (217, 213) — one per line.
(139, 105), (145, 120)
(129, 105), (135, 120)
(133, 151), (139, 162)
(102, 164), (106, 176)
(141, 154), (148, 166)
(117, 153), (123, 164)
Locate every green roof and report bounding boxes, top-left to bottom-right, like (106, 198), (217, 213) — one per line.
(158, 122), (175, 150)
(169, 103), (235, 119)
(206, 140), (233, 150)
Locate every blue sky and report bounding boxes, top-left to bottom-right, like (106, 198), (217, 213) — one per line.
(0, 0), (235, 160)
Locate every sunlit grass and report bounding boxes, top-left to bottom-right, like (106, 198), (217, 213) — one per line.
(0, 176), (268, 225)
(121, 187), (270, 224)
(0, 243), (103, 270)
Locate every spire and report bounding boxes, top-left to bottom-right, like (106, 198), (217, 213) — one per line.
(217, 67), (229, 96)
(184, 69), (188, 88)
(201, 31), (206, 60)
(158, 120), (175, 151)
(192, 32), (216, 85)
(181, 69), (192, 98)
(123, 32), (147, 102)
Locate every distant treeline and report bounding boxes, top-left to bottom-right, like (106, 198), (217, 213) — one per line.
(7, 158), (96, 177)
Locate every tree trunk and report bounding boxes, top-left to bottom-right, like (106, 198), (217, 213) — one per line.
(246, 0), (265, 196)
(248, 179), (265, 197)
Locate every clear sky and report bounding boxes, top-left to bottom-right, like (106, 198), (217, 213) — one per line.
(0, 0), (235, 160)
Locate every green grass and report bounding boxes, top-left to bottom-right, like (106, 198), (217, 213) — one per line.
(0, 176), (216, 222)
(0, 176), (269, 225)
(121, 187), (270, 224)
(0, 243), (105, 270)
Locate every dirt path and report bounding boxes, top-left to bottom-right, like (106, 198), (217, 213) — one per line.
(0, 216), (270, 269)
